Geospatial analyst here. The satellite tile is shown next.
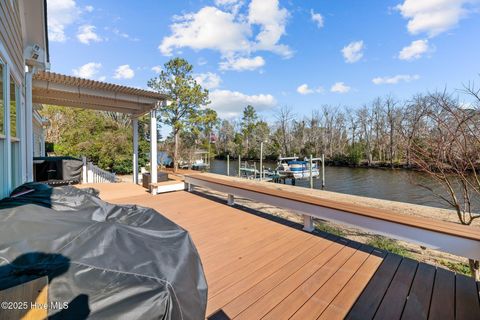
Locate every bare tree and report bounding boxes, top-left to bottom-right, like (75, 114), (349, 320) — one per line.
(275, 106), (295, 156)
(401, 94), (429, 167)
(410, 91), (480, 279)
(385, 96), (401, 168)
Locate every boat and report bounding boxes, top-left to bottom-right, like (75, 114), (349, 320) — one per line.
(276, 156), (320, 179)
(191, 159), (209, 170)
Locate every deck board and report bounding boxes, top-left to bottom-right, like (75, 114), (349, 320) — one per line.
(428, 268), (455, 320)
(287, 245), (374, 320)
(346, 254), (403, 320)
(374, 258), (418, 319)
(318, 249), (387, 320)
(401, 263), (436, 320)
(455, 274), (480, 320)
(79, 183), (480, 320)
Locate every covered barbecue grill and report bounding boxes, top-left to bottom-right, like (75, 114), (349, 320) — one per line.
(0, 183), (207, 319)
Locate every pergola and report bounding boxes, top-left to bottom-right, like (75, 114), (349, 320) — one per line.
(32, 71), (168, 185)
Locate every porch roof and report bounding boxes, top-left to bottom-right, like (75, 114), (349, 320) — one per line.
(32, 71), (167, 116)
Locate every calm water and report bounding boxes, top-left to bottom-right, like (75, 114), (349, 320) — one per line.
(209, 159), (468, 210)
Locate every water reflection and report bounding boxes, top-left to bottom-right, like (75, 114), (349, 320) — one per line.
(209, 159), (475, 210)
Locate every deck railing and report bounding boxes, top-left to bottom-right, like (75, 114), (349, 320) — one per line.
(82, 157), (117, 183)
(184, 174), (480, 261)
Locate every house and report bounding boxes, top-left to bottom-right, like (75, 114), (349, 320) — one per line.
(1, 1), (479, 319)
(0, 0), (166, 198)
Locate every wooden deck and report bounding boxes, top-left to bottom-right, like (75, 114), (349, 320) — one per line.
(80, 183), (480, 320)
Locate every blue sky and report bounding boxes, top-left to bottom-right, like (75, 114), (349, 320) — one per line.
(47, 0), (480, 124)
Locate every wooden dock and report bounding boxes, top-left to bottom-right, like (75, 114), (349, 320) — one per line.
(80, 183), (480, 319)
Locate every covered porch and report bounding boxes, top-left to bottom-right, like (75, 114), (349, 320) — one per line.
(30, 70), (168, 186)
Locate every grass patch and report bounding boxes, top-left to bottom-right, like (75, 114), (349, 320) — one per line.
(367, 236), (412, 258)
(439, 260), (472, 277)
(314, 221), (345, 237)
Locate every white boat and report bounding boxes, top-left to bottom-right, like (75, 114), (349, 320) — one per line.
(276, 156), (320, 179)
(191, 159), (209, 170)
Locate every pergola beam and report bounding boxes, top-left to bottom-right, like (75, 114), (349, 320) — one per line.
(33, 79), (162, 106)
(32, 97), (143, 115)
(32, 88), (152, 112)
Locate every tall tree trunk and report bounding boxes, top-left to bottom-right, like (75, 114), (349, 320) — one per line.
(174, 131), (179, 172)
(390, 125), (394, 168)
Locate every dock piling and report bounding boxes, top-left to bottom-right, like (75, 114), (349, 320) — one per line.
(309, 154), (313, 189)
(322, 154), (325, 189)
(227, 155), (230, 176)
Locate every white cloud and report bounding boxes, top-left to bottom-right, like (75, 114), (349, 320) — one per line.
(219, 56), (265, 71)
(151, 65), (162, 74)
(159, 6), (251, 56)
(330, 82), (351, 93)
(398, 39), (431, 60)
(113, 65), (135, 79)
(214, 0), (244, 14)
(159, 0), (292, 71)
(310, 9), (324, 28)
(297, 84), (324, 95)
(372, 74), (420, 84)
(85, 5), (94, 12)
(195, 72), (222, 90)
(396, 0), (477, 37)
(72, 62), (102, 79)
(214, 0), (242, 5)
(248, 0), (292, 57)
(76, 25), (102, 44)
(209, 89), (277, 118)
(47, 0), (80, 42)
(342, 41), (364, 63)
(297, 84), (313, 95)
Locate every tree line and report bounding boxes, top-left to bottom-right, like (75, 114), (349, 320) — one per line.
(214, 92), (479, 171)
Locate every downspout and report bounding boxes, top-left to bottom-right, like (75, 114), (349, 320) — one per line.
(25, 66), (34, 182)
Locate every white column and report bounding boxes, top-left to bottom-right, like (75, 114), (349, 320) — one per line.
(25, 67), (34, 182)
(132, 117), (139, 184)
(150, 108), (158, 185)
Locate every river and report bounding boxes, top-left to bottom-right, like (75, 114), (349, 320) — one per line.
(208, 159), (467, 210)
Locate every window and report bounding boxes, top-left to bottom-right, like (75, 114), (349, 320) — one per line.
(10, 75), (17, 137)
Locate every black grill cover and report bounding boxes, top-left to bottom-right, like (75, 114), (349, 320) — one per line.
(33, 156), (83, 183)
(0, 183), (207, 319)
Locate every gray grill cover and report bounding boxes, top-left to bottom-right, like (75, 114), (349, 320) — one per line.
(0, 183), (207, 319)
